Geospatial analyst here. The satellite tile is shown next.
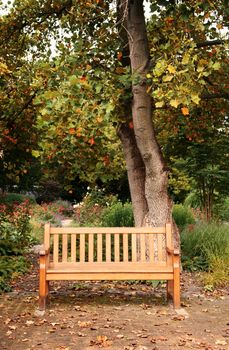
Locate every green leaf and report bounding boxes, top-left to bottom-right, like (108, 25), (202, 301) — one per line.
(69, 75), (78, 85)
(212, 62), (221, 70)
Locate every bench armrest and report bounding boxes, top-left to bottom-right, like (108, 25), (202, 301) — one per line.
(39, 247), (50, 256)
(166, 247), (180, 256)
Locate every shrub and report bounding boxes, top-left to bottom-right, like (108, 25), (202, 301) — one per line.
(0, 193), (36, 205)
(0, 201), (32, 292)
(184, 191), (202, 208)
(214, 197), (229, 221)
(73, 187), (118, 226)
(0, 256), (29, 292)
(101, 202), (134, 227)
(172, 204), (195, 231)
(0, 200), (32, 254)
(181, 222), (229, 286)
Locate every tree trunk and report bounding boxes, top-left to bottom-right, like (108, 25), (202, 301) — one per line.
(117, 123), (148, 226)
(119, 0), (179, 245)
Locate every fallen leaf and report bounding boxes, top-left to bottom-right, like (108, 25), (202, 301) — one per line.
(77, 331), (86, 337)
(8, 325), (17, 330)
(78, 321), (92, 328)
(172, 315), (185, 321)
(90, 335), (113, 347)
(116, 334), (124, 339)
(4, 318), (12, 325)
(215, 340), (227, 345)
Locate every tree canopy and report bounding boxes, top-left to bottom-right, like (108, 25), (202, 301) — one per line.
(0, 0), (228, 226)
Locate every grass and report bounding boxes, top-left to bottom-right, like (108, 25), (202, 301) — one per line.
(181, 221), (229, 287)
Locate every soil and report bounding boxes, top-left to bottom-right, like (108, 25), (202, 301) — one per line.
(0, 254), (228, 350)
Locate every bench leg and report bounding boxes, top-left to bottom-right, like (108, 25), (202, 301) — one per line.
(167, 280), (174, 300)
(39, 256), (49, 310)
(173, 256), (181, 309)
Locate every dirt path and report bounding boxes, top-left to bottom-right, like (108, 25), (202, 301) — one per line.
(0, 255), (228, 350)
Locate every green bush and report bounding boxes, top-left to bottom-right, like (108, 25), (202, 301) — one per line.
(0, 193), (36, 205)
(214, 197), (229, 221)
(0, 201), (32, 255)
(181, 222), (229, 286)
(183, 191), (202, 208)
(172, 204), (195, 231)
(101, 202), (134, 227)
(0, 201), (32, 292)
(0, 256), (29, 292)
(73, 187), (118, 226)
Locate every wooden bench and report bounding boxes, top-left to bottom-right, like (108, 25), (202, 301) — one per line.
(39, 223), (180, 310)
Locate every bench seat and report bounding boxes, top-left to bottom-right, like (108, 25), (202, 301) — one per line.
(46, 262), (174, 280)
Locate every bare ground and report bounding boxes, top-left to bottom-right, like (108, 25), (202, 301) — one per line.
(0, 254), (228, 350)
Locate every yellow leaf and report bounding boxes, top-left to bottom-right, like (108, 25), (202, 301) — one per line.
(155, 101), (165, 108)
(191, 94), (200, 104)
(163, 75), (173, 82)
(181, 107), (189, 115)
(197, 65), (205, 72)
(146, 73), (152, 78)
(182, 53), (190, 65)
(32, 150), (40, 158)
(170, 99), (180, 108)
(167, 64), (176, 74)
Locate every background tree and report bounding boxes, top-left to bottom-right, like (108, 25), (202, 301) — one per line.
(0, 0), (228, 243)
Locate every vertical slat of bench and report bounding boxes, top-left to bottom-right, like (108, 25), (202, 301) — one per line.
(115, 234), (120, 262)
(157, 233), (163, 262)
(140, 234), (146, 262)
(149, 234), (154, 262)
(53, 234), (59, 263)
(166, 223), (173, 265)
(80, 234), (85, 262)
(97, 233), (102, 262)
(123, 233), (128, 262)
(88, 233), (94, 262)
(131, 234), (137, 262)
(62, 234), (68, 262)
(71, 234), (76, 262)
(44, 223), (50, 250)
(106, 234), (111, 262)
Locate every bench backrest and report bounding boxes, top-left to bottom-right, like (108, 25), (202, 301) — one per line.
(44, 224), (173, 264)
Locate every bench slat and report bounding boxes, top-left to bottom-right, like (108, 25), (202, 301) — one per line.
(123, 233), (128, 262)
(62, 234), (68, 262)
(140, 234), (146, 262)
(50, 227), (166, 234)
(115, 234), (120, 262)
(53, 234), (59, 264)
(48, 261), (170, 272)
(71, 234), (76, 262)
(131, 234), (137, 262)
(157, 234), (163, 261)
(80, 234), (85, 262)
(106, 234), (111, 262)
(88, 233), (94, 262)
(149, 234), (154, 262)
(97, 233), (102, 262)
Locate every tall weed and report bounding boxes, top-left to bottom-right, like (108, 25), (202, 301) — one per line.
(181, 222), (229, 287)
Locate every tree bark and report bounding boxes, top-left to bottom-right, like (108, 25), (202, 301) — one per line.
(117, 123), (148, 226)
(119, 0), (179, 245)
